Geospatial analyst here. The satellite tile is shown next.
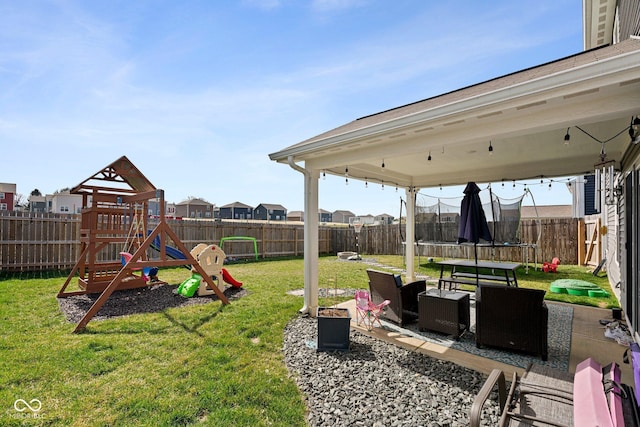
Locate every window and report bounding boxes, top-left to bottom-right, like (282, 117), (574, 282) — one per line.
(0, 203), (6, 210)
(0, 192), (5, 200)
(60, 206), (69, 212)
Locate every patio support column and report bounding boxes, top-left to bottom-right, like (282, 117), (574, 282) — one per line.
(405, 187), (417, 282)
(287, 156), (319, 317)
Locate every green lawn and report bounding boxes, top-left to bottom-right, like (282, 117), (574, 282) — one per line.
(0, 255), (617, 426)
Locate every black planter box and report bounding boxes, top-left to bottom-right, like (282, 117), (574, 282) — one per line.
(316, 307), (351, 352)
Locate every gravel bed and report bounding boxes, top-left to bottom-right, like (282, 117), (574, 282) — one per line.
(283, 316), (501, 426)
(58, 283), (246, 324)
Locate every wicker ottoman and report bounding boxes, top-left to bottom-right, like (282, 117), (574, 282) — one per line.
(418, 289), (470, 339)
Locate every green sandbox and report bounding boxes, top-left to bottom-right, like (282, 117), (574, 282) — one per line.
(549, 279), (609, 297)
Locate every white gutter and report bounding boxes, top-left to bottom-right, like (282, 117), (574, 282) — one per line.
(287, 156), (319, 316)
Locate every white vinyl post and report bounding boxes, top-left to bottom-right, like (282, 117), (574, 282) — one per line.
(405, 187), (416, 282)
(304, 169), (320, 317)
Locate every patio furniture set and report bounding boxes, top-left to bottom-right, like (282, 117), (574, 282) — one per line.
(366, 267), (640, 426)
(366, 265), (548, 361)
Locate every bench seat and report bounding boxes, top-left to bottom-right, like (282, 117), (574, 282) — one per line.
(451, 272), (513, 282)
(438, 277), (510, 290)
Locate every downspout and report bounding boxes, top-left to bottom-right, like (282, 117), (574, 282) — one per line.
(287, 156), (319, 316)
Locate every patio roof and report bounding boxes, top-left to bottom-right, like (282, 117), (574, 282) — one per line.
(270, 38), (640, 189)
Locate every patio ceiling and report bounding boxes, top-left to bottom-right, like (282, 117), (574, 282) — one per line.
(270, 39), (640, 190)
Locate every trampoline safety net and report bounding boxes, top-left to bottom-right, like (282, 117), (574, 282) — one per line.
(415, 189), (525, 244)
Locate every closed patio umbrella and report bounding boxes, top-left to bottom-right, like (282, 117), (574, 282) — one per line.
(457, 182), (493, 264)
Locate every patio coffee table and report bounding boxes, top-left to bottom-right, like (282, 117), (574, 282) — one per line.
(418, 289), (470, 339)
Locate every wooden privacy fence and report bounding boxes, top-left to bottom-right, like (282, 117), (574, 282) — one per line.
(350, 218), (579, 265)
(1, 212), (580, 272)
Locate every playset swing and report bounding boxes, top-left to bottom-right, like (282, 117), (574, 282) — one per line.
(58, 156), (230, 332)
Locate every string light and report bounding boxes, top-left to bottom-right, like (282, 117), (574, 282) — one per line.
(322, 170), (326, 180)
(381, 159), (385, 169)
(427, 151), (432, 161)
(488, 141), (493, 155)
(381, 180), (384, 190)
(564, 128), (570, 145)
(365, 178), (368, 188)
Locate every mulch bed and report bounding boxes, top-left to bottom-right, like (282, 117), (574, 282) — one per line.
(58, 283), (246, 324)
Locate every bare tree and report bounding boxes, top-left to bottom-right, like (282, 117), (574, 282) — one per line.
(14, 193), (25, 210)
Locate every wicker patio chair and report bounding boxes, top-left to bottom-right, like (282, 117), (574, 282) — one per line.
(366, 269), (426, 326)
(475, 284), (548, 360)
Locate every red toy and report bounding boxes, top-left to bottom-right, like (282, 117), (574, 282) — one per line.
(543, 257), (560, 273)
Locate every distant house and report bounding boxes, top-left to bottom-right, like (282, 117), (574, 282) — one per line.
(440, 212), (459, 223)
(175, 198), (215, 219)
(219, 201), (253, 220)
(319, 209), (332, 223)
(28, 195), (47, 213)
(521, 205), (572, 219)
(148, 199), (178, 218)
(47, 191), (82, 214)
(0, 183), (16, 211)
(287, 210), (303, 221)
(375, 213), (394, 225)
(358, 214), (376, 225)
(332, 210), (355, 224)
(254, 203), (287, 221)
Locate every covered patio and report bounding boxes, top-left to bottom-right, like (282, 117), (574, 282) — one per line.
(269, 37), (640, 320)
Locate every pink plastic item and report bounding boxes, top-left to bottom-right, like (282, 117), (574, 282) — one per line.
(573, 358), (613, 427)
(354, 290), (390, 331)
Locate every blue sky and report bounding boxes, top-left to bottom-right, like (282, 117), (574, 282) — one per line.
(1, 0), (583, 216)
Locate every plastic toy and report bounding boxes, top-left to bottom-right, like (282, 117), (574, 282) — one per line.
(543, 257), (560, 273)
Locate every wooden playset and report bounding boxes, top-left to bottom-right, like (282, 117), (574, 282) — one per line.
(57, 156), (229, 332)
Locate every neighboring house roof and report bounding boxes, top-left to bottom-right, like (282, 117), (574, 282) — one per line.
(176, 198), (212, 206)
(221, 201), (252, 209)
(333, 210), (355, 216)
(257, 203), (286, 211)
(521, 205), (573, 218)
(0, 183), (17, 193)
(319, 209), (331, 214)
